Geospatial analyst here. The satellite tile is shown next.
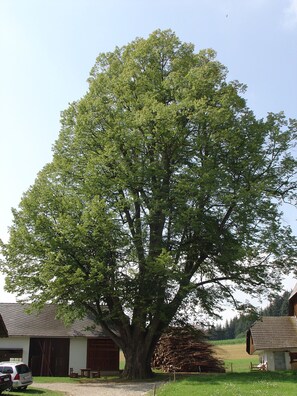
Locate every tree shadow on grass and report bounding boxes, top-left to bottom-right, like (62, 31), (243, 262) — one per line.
(3, 389), (59, 395)
(179, 371), (297, 385)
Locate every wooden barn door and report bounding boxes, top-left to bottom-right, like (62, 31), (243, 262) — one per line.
(29, 338), (69, 376)
(87, 338), (119, 371)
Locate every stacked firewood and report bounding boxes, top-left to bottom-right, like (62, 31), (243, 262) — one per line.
(152, 326), (225, 373)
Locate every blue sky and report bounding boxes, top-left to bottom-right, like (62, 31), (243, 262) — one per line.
(0, 0), (296, 305)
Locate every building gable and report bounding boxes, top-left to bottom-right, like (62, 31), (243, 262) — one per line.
(0, 303), (106, 338)
(247, 316), (297, 354)
(289, 284), (297, 316)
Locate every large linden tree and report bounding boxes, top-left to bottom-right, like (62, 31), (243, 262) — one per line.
(2, 30), (296, 379)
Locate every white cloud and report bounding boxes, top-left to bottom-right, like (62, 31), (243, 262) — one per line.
(283, 0), (297, 29)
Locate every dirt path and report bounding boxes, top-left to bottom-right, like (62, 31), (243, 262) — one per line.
(35, 381), (162, 396)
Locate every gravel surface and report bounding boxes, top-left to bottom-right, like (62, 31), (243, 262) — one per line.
(35, 381), (162, 396)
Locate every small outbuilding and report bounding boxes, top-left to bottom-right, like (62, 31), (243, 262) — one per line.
(246, 283), (297, 371)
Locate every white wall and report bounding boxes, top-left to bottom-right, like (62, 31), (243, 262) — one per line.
(260, 351), (275, 370)
(259, 351), (292, 371)
(69, 337), (87, 374)
(0, 336), (30, 364)
(1, 336), (89, 374)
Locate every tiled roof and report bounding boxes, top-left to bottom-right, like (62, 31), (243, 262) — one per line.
(250, 316), (297, 351)
(0, 303), (106, 338)
(0, 314), (8, 337)
(289, 283), (297, 300)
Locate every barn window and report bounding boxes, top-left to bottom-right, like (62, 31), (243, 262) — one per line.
(0, 349), (23, 361)
(289, 352), (297, 363)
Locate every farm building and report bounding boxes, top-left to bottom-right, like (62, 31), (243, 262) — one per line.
(246, 284), (297, 371)
(0, 303), (119, 376)
(0, 315), (8, 338)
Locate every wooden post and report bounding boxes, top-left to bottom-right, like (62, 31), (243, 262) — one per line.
(153, 384), (157, 396)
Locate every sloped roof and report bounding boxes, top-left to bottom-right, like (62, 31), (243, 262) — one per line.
(289, 283), (297, 300)
(250, 316), (297, 351)
(0, 303), (106, 338)
(0, 314), (8, 337)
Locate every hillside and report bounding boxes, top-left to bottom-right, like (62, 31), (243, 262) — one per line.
(213, 343), (248, 360)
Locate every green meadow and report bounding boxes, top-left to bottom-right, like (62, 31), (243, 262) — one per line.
(153, 339), (297, 395)
(154, 371), (297, 396)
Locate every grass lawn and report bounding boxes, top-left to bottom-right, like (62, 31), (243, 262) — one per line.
(33, 376), (78, 383)
(224, 358), (258, 373)
(210, 337), (246, 345)
(155, 371), (297, 396)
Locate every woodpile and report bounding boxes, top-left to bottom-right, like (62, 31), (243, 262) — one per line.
(152, 326), (225, 373)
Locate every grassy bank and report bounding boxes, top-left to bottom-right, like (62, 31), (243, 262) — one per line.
(155, 371), (297, 396)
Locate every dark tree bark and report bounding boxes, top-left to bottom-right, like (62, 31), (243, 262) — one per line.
(121, 336), (156, 379)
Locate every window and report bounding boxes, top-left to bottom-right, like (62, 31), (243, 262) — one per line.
(0, 349), (23, 361)
(0, 366), (13, 374)
(290, 352), (297, 363)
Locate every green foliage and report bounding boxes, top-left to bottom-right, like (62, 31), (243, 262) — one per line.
(263, 291), (291, 316)
(1, 29), (297, 378)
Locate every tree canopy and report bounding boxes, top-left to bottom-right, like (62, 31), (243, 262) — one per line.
(1, 30), (297, 379)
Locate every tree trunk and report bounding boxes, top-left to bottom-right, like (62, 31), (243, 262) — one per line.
(121, 333), (158, 380)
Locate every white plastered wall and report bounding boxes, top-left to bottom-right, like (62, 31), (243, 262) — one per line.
(0, 336), (30, 364)
(69, 337), (87, 374)
(259, 350), (291, 371)
(1, 336), (89, 374)
(259, 351), (274, 370)
(285, 352), (291, 369)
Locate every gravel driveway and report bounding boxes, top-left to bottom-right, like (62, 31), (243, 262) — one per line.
(35, 381), (162, 396)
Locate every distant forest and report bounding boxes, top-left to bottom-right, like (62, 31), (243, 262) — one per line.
(209, 290), (291, 340)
